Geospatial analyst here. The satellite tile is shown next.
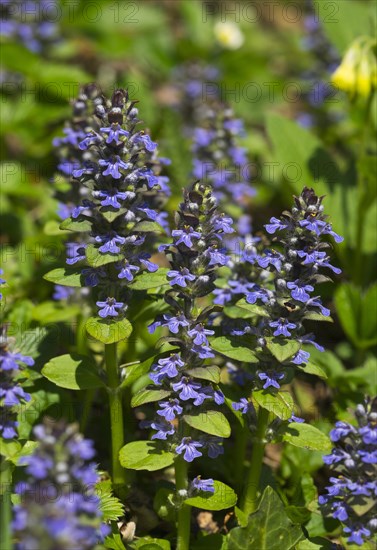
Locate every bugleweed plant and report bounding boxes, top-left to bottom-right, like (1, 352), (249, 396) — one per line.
(44, 88), (170, 499)
(1, 3), (376, 546)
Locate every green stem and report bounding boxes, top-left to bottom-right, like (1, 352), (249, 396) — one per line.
(354, 92), (373, 287)
(0, 458), (12, 550)
(234, 423), (248, 490)
(174, 455), (191, 550)
(104, 343), (128, 496)
(241, 406), (269, 516)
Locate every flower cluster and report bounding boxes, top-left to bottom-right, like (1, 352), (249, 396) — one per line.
(232, 187), (342, 398)
(13, 419), (110, 549)
(332, 36), (377, 100)
(51, 84), (104, 301)
(296, 0), (339, 129)
(319, 399), (377, 546)
(0, 1), (60, 54)
(171, 62), (220, 130)
(56, 88), (170, 317)
(143, 182), (234, 462)
(1, 276), (34, 439)
(192, 103), (255, 222)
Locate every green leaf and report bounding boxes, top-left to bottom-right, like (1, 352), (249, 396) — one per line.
(86, 317), (133, 344)
(120, 358), (154, 389)
(185, 480), (237, 511)
(210, 337), (258, 363)
(317, 0), (376, 54)
(335, 283), (377, 349)
(96, 479), (124, 522)
(104, 534), (128, 550)
(184, 411), (231, 438)
(282, 423), (331, 452)
(227, 486), (303, 550)
(303, 312), (333, 323)
(186, 366), (220, 384)
(85, 244), (123, 267)
(0, 439), (21, 461)
(133, 537), (171, 550)
(296, 537), (337, 550)
(129, 268), (169, 290)
(265, 338), (301, 363)
(253, 390), (294, 421)
(60, 217), (92, 232)
(223, 305), (257, 320)
(119, 441), (174, 471)
(295, 362), (327, 380)
(131, 389), (171, 407)
(235, 299), (269, 317)
(43, 267), (83, 287)
(153, 487), (175, 522)
(31, 302), (81, 324)
(133, 220), (164, 233)
(42, 354), (105, 390)
(266, 113), (335, 196)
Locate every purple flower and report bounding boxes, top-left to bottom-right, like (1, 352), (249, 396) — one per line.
(193, 128), (215, 147)
(100, 124), (129, 144)
(207, 246), (228, 266)
(287, 280), (314, 302)
(167, 268), (195, 287)
(187, 324), (214, 345)
(257, 250), (283, 272)
(306, 297), (330, 316)
(291, 350), (310, 365)
(258, 371), (285, 389)
(150, 354), (184, 384)
(151, 419), (175, 440)
(333, 502), (349, 522)
(288, 414), (305, 423)
(96, 298), (124, 318)
(172, 378), (202, 401)
(93, 189), (129, 209)
(359, 450), (377, 464)
(204, 438), (224, 459)
(191, 477), (215, 493)
(117, 262), (140, 281)
(157, 399), (183, 421)
(213, 287), (233, 305)
(359, 425), (377, 445)
(269, 318), (297, 337)
(330, 421), (356, 442)
(176, 438), (203, 462)
(98, 156), (131, 179)
(191, 344), (215, 359)
(66, 242), (86, 265)
(246, 286), (269, 304)
(95, 233), (126, 254)
(232, 398), (251, 414)
(0, 352), (34, 372)
(132, 133), (157, 152)
(138, 253), (159, 272)
(53, 285), (75, 300)
(213, 215), (234, 234)
(172, 227), (201, 248)
(344, 526), (371, 546)
(0, 385), (31, 406)
(297, 250), (341, 274)
(265, 217), (289, 234)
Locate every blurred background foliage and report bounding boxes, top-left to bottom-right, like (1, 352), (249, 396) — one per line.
(1, 1), (376, 544)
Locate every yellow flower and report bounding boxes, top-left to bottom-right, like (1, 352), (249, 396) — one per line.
(332, 37), (377, 99)
(356, 55), (372, 97)
(332, 47), (358, 94)
(214, 21), (244, 50)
